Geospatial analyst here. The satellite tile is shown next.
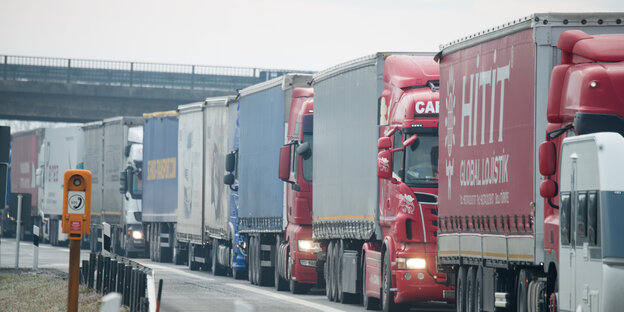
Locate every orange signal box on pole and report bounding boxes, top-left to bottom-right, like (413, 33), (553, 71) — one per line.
(62, 169), (92, 240)
(62, 169), (92, 312)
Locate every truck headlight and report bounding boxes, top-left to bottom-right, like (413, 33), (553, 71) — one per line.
(397, 257), (426, 270)
(297, 240), (321, 253)
(132, 230), (143, 240)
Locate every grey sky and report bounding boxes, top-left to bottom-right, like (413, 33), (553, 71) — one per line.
(1, 0), (623, 71)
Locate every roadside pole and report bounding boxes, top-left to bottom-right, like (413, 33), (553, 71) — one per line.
(62, 169), (92, 312)
(33, 225), (39, 270)
(15, 193), (22, 270)
(67, 239), (81, 312)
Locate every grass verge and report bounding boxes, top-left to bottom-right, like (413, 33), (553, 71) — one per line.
(0, 269), (102, 312)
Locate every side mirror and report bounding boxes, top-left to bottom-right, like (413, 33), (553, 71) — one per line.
(377, 150), (392, 180)
(403, 134), (418, 147)
(539, 141), (556, 176)
(378, 137), (392, 150)
(129, 168), (142, 200)
(119, 170), (128, 194)
(296, 142), (311, 159)
(225, 151), (236, 173)
(279, 145), (291, 182)
(540, 179), (558, 198)
(224, 173), (235, 186)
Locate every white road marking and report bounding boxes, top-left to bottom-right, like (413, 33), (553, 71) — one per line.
(226, 283), (347, 312)
(137, 262), (215, 282)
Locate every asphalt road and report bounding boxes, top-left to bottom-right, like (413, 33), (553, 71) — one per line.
(0, 237), (455, 312)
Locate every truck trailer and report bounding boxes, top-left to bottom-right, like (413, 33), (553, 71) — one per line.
(312, 53), (453, 311)
(436, 13), (624, 312)
(224, 74), (314, 286)
(203, 96), (245, 277)
(142, 111), (178, 263)
(8, 128), (44, 239)
(37, 126), (84, 246)
(83, 117), (145, 257)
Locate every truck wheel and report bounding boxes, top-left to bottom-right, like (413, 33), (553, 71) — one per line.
(456, 265), (467, 312)
(466, 266), (476, 312)
(475, 266), (483, 312)
(516, 269), (529, 312)
(336, 240), (344, 302)
(326, 241), (335, 302)
(188, 244), (199, 271)
(248, 236), (255, 284)
(381, 248), (399, 312)
(274, 241), (288, 291)
(362, 251), (380, 310)
(212, 239), (226, 276)
(173, 242), (184, 265)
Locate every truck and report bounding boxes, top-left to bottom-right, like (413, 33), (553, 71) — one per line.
(142, 111), (178, 263)
(276, 86), (318, 293)
(83, 117), (145, 257)
(435, 13), (624, 312)
(175, 101), (207, 268)
(7, 128), (44, 239)
(177, 97), (248, 276)
(37, 126), (84, 246)
(312, 53), (453, 311)
(224, 74), (314, 286)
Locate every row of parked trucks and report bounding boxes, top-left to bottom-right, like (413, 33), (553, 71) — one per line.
(7, 12), (624, 312)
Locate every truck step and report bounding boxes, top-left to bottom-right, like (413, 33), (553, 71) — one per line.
(260, 260), (272, 267)
(495, 292), (509, 308)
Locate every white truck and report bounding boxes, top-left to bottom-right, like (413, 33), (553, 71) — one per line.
(36, 126), (84, 246)
(83, 116), (145, 257)
(557, 132), (624, 312)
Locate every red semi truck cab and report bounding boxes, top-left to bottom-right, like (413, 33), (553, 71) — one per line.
(277, 87), (319, 293)
(371, 55), (454, 308)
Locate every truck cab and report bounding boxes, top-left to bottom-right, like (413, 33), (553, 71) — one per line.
(118, 126), (146, 257)
(277, 87), (319, 293)
(374, 55), (453, 309)
(556, 133), (624, 312)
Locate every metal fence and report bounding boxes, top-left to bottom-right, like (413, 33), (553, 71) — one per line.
(1, 55), (313, 91)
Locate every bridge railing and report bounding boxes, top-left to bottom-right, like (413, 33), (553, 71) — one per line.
(1, 55), (313, 91)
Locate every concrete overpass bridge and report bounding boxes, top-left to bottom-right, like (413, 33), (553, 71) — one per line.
(0, 55), (312, 122)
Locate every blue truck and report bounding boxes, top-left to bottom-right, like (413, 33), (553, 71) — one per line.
(224, 74), (313, 285)
(142, 111), (179, 263)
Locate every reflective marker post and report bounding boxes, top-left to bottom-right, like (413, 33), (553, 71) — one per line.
(15, 194), (22, 270)
(62, 170), (92, 312)
(33, 225), (39, 270)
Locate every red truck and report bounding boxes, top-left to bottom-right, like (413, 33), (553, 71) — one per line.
(277, 87), (319, 293)
(436, 13), (624, 312)
(312, 53), (453, 312)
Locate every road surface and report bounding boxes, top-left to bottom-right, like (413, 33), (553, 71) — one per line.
(0, 237), (455, 312)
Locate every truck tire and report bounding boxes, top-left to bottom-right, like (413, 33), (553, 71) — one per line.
(362, 251), (380, 310)
(274, 241), (288, 291)
(212, 239), (226, 276)
(475, 266), (483, 312)
(336, 240), (344, 302)
(188, 244), (199, 271)
(466, 266), (476, 312)
(381, 248), (399, 312)
(516, 269), (529, 312)
(173, 242), (184, 265)
(456, 265), (467, 312)
(326, 241), (335, 302)
(248, 236), (255, 284)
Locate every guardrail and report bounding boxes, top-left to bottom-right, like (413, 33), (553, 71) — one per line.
(81, 252), (152, 312)
(0, 55), (313, 91)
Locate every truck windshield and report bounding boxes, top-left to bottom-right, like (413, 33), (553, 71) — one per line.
(302, 133), (313, 182)
(404, 133), (438, 186)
